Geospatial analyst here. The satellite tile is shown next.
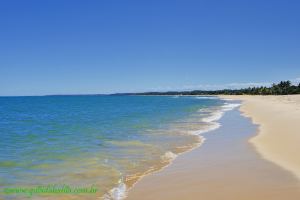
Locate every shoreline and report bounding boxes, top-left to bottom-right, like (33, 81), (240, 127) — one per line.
(219, 95), (300, 180)
(125, 96), (300, 200)
(106, 99), (237, 199)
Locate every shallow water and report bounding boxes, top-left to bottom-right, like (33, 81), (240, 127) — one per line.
(0, 95), (234, 199)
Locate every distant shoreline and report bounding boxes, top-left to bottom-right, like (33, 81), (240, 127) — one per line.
(2, 80), (299, 97)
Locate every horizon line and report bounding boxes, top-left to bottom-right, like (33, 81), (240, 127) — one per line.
(1, 79), (299, 97)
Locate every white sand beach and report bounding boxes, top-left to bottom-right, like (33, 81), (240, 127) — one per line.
(222, 95), (300, 180)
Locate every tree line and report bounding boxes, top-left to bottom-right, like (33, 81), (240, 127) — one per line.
(131, 81), (300, 95)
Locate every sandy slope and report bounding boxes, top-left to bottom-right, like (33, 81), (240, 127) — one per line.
(221, 95), (300, 180)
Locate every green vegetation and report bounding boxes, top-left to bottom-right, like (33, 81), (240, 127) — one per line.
(132, 81), (300, 96)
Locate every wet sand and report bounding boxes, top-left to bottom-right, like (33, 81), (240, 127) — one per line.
(126, 107), (300, 200)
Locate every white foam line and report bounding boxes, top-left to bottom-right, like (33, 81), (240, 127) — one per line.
(221, 103), (241, 111)
(221, 98), (236, 101)
(190, 122), (221, 135)
(195, 96), (218, 100)
(202, 111), (224, 123)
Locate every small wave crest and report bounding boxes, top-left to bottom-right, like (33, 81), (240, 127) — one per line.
(202, 111), (224, 122)
(160, 151), (177, 162)
(103, 180), (127, 200)
(222, 98), (235, 101)
(195, 96), (218, 100)
(190, 122), (221, 135)
(221, 103), (241, 111)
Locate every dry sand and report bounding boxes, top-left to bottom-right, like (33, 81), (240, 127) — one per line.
(126, 95), (300, 200)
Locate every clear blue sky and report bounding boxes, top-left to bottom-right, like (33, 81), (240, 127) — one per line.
(1, 0), (300, 96)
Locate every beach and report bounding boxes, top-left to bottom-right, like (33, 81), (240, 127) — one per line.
(2, 0), (300, 199)
(222, 95), (300, 180)
(2, 95), (300, 200)
(126, 95), (300, 200)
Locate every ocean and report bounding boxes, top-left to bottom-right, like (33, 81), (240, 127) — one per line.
(0, 95), (239, 199)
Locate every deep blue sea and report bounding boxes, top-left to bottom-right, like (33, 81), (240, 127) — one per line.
(0, 95), (236, 199)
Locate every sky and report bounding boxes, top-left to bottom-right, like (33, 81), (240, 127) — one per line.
(0, 0), (300, 96)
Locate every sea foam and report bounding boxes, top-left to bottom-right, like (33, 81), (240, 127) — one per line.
(161, 151), (178, 161)
(195, 96), (219, 100)
(202, 102), (241, 122)
(221, 103), (241, 111)
(191, 122), (221, 135)
(202, 111), (224, 122)
(195, 102), (240, 135)
(103, 180), (127, 200)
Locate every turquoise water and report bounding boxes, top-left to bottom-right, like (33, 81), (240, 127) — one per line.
(0, 95), (226, 199)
